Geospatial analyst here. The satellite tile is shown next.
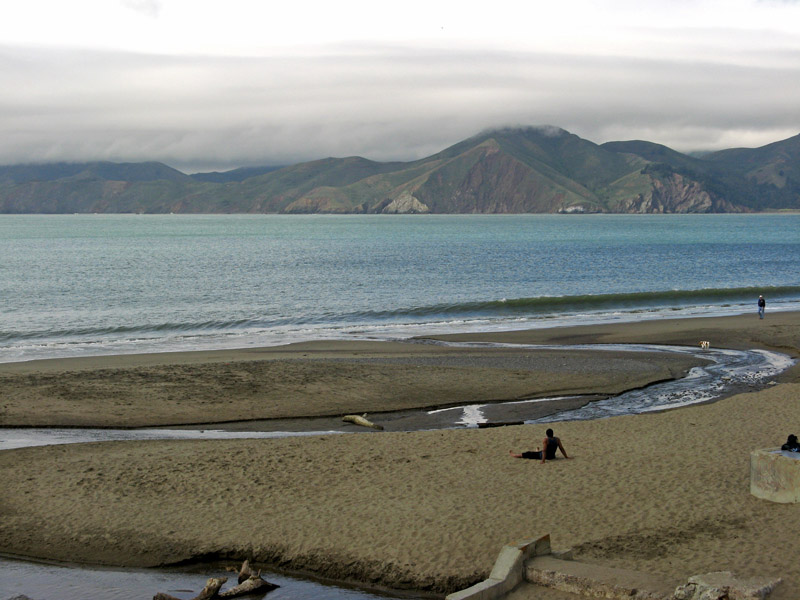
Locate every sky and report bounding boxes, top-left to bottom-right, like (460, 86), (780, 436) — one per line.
(1, 0), (799, 173)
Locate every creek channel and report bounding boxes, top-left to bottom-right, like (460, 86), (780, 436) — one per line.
(1, 343), (794, 600)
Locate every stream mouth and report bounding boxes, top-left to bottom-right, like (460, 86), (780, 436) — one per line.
(455, 343), (794, 424)
(1, 344), (792, 452)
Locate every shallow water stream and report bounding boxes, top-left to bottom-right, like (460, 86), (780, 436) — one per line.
(0, 555), (420, 600)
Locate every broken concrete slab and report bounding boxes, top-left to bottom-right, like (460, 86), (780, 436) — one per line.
(750, 447), (800, 503)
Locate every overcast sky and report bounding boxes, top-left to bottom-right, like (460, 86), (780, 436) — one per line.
(2, 0), (799, 173)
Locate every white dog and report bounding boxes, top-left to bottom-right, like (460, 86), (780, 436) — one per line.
(700, 341), (710, 349)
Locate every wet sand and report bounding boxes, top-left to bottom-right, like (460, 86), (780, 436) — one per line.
(1, 311), (799, 597)
(0, 342), (704, 429)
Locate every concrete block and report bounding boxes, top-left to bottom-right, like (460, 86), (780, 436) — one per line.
(526, 555), (678, 599)
(446, 579), (504, 600)
(750, 448), (800, 503)
(445, 535), (551, 600)
(675, 571), (782, 600)
(529, 534), (551, 558)
(488, 545), (523, 585)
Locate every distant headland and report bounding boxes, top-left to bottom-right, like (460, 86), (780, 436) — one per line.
(1, 126), (798, 214)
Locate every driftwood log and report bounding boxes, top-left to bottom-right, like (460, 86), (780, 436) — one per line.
(342, 413), (384, 430)
(227, 559), (253, 584)
(153, 576), (227, 600)
(477, 421), (524, 428)
(154, 561), (278, 599)
(219, 574), (278, 598)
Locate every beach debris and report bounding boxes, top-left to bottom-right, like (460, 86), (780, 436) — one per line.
(673, 571), (782, 600)
(219, 574), (278, 598)
(342, 413), (384, 430)
(225, 559), (255, 584)
(699, 341), (710, 349)
(153, 576), (227, 600)
(153, 563), (278, 600)
(478, 421), (524, 428)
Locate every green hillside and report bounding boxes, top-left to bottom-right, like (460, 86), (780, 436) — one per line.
(1, 127), (798, 213)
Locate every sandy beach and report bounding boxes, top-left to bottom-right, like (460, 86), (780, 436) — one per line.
(1, 311), (799, 597)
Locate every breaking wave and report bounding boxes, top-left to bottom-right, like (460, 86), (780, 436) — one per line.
(2, 285), (799, 346)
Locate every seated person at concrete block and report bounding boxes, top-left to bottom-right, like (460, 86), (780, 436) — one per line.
(510, 428), (570, 463)
(781, 434), (800, 452)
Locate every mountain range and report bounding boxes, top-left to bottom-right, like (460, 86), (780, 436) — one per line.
(1, 126), (798, 214)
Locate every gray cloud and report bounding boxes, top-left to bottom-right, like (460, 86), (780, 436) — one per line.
(1, 41), (798, 173)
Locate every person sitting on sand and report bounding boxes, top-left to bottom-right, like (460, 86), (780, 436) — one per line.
(510, 428), (570, 464)
(781, 434), (800, 452)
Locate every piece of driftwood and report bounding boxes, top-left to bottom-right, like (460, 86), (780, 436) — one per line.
(153, 576), (227, 600)
(156, 561), (278, 599)
(218, 574), (279, 598)
(342, 413), (384, 430)
(227, 558), (254, 584)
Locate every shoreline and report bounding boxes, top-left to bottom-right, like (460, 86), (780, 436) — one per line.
(1, 311), (799, 597)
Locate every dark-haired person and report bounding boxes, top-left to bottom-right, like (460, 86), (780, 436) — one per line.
(781, 434), (800, 452)
(510, 428), (570, 464)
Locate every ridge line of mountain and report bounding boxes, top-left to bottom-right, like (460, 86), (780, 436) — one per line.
(1, 126), (798, 213)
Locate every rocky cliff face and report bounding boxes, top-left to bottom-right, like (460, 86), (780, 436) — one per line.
(379, 191), (430, 213)
(612, 173), (740, 213)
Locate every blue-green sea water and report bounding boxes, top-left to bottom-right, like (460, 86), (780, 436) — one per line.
(1, 213), (799, 363)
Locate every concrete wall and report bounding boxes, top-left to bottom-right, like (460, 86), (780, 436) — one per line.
(750, 447), (800, 503)
(445, 535), (551, 600)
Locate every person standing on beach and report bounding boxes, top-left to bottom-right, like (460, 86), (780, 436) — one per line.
(510, 428), (570, 464)
(758, 295), (766, 319)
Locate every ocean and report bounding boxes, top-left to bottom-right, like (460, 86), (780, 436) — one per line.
(1, 213), (799, 363)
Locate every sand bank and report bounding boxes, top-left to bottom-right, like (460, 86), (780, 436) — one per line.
(0, 341), (705, 429)
(1, 311), (799, 597)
